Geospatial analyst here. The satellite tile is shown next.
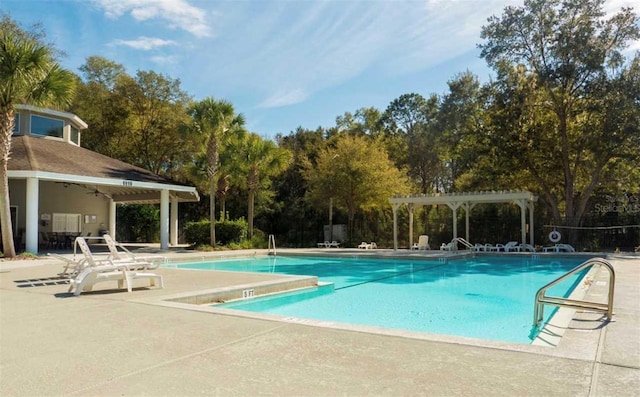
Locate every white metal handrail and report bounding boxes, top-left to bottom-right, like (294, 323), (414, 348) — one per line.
(533, 257), (615, 327)
(453, 237), (474, 249)
(268, 234), (276, 256)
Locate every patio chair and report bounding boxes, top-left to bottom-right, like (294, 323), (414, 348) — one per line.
(358, 242), (371, 249)
(70, 237), (163, 295)
(543, 243), (575, 253)
(504, 241), (520, 252)
(102, 234), (165, 269)
(518, 243), (536, 252)
(47, 253), (87, 278)
(490, 243), (506, 252)
(317, 241), (330, 248)
(414, 235), (430, 250)
(472, 243), (485, 252)
(68, 264), (128, 296)
(440, 241), (455, 251)
(328, 241), (341, 248)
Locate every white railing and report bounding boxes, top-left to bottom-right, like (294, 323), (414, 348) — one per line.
(533, 257), (615, 327)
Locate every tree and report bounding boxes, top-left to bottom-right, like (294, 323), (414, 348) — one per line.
(114, 71), (192, 175)
(236, 133), (292, 238)
(0, 16), (76, 257)
(436, 71), (487, 192)
(71, 56), (128, 154)
(303, 135), (409, 241)
(379, 93), (441, 194)
(189, 98), (245, 246)
(335, 107), (383, 137)
(479, 0), (640, 240)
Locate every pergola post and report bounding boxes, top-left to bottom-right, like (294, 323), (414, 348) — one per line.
(392, 202), (401, 250)
(408, 203), (415, 249)
(463, 202), (472, 242)
(446, 202), (462, 242)
(518, 200), (527, 244)
(528, 200), (535, 246)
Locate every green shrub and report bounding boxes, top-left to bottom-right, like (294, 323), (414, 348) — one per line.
(184, 220), (210, 246)
(184, 218), (248, 246)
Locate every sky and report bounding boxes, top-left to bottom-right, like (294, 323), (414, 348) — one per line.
(3, 0), (639, 139)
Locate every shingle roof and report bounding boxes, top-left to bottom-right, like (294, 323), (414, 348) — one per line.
(10, 135), (171, 183)
(9, 136), (199, 203)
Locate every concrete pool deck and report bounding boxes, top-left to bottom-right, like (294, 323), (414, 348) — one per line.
(0, 249), (638, 396)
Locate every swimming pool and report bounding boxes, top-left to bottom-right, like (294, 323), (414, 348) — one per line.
(177, 255), (592, 344)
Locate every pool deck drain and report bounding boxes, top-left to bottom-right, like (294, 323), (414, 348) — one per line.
(1, 248), (638, 396)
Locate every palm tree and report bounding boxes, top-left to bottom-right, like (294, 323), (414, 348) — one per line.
(189, 98), (244, 246)
(0, 17), (76, 257)
(237, 133), (292, 238)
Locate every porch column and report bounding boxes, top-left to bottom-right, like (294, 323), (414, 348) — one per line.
(160, 189), (169, 250)
(408, 203), (414, 249)
(109, 199), (116, 240)
(170, 195), (178, 246)
(392, 203), (401, 250)
(25, 177), (39, 254)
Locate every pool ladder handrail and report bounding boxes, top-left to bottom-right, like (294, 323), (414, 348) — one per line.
(533, 257), (615, 327)
(453, 237), (474, 250)
(268, 234), (276, 256)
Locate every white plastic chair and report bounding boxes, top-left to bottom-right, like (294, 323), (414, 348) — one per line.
(102, 234), (164, 269)
(69, 237), (163, 295)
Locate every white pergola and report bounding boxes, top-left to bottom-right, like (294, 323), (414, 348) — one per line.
(389, 190), (537, 250)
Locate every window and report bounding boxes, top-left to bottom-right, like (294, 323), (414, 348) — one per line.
(52, 213), (81, 233)
(31, 115), (64, 138)
(12, 113), (20, 135)
(70, 126), (80, 145)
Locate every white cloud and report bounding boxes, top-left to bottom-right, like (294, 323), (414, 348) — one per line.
(150, 55), (179, 65)
(111, 36), (177, 50)
(92, 0), (212, 37)
(258, 89), (308, 109)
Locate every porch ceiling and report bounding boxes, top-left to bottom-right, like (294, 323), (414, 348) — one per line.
(88, 184), (199, 204)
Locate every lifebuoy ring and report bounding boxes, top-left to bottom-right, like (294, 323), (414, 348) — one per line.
(548, 230), (561, 243)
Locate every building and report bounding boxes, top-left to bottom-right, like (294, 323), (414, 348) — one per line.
(6, 104), (199, 254)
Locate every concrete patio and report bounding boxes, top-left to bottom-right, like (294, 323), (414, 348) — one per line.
(0, 249), (638, 396)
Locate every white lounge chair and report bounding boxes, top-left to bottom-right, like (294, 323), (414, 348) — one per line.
(328, 241), (341, 248)
(69, 237), (163, 295)
(358, 242), (377, 249)
(472, 243), (485, 252)
(440, 241), (455, 251)
(413, 235), (430, 250)
(68, 264), (128, 296)
(103, 234), (165, 269)
(504, 241), (520, 252)
(491, 243), (506, 252)
(518, 243), (536, 252)
(47, 253), (87, 278)
(317, 241), (330, 248)
(543, 243), (575, 253)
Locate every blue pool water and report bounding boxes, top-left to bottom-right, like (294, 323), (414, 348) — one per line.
(177, 255), (591, 344)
